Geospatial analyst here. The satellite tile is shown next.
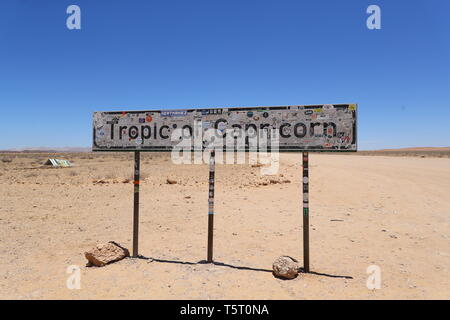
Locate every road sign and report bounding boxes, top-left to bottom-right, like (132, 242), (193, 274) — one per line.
(93, 104), (357, 152)
(91, 103), (358, 270)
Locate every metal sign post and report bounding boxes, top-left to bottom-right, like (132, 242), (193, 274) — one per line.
(207, 150), (216, 262)
(133, 151), (140, 257)
(302, 152), (310, 272)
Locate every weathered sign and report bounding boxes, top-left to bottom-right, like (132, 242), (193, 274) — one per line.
(93, 104), (357, 152)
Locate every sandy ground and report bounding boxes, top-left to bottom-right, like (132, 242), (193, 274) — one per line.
(0, 152), (449, 300)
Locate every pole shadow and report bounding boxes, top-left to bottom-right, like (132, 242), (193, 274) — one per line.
(136, 255), (272, 273)
(298, 267), (353, 279)
(135, 255), (353, 279)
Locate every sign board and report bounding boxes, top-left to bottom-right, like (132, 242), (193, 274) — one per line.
(93, 104), (357, 152)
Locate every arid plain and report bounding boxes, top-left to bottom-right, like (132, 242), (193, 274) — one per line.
(0, 150), (449, 299)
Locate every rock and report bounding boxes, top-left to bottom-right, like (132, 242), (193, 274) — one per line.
(272, 256), (300, 279)
(93, 179), (108, 185)
(166, 178), (177, 184)
(85, 241), (130, 267)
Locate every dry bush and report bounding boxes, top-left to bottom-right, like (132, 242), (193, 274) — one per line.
(24, 172), (38, 178)
(69, 170), (78, 176)
(140, 172), (149, 180)
(104, 172), (118, 180)
(1, 158), (13, 163)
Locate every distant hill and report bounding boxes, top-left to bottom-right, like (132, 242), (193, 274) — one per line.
(0, 147), (90, 153)
(1, 146), (449, 156)
(374, 147), (450, 152)
(357, 147), (450, 158)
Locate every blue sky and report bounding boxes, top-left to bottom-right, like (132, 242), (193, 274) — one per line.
(0, 0), (449, 150)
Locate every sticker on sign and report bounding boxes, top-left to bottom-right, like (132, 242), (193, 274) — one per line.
(92, 104), (357, 152)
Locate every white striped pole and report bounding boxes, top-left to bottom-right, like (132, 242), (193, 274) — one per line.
(302, 152), (310, 272)
(133, 151), (140, 258)
(207, 150), (216, 262)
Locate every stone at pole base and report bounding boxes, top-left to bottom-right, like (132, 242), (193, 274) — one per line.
(272, 256), (300, 279)
(85, 241), (130, 267)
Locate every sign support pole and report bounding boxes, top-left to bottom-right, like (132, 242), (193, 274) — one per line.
(133, 151), (140, 258)
(302, 152), (310, 272)
(207, 150), (216, 263)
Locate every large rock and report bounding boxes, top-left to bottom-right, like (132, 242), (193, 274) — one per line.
(85, 241), (130, 267)
(272, 256), (300, 279)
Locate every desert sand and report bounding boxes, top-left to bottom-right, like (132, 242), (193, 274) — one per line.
(0, 151), (449, 299)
